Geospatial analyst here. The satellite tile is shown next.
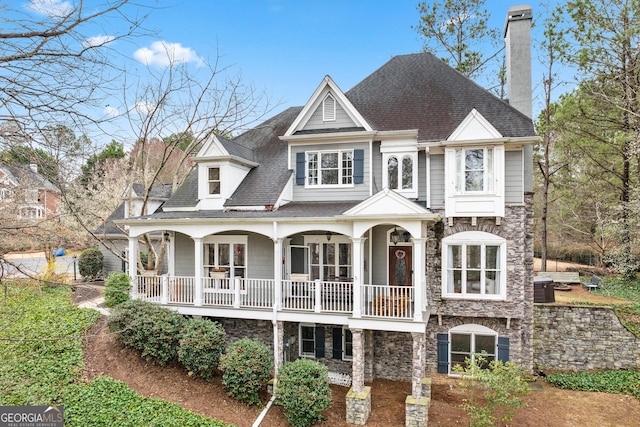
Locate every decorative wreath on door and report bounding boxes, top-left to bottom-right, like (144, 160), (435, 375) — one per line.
(395, 249), (406, 260)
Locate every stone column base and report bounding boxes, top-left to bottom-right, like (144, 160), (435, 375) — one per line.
(421, 377), (431, 398)
(346, 386), (371, 425)
(405, 395), (430, 427)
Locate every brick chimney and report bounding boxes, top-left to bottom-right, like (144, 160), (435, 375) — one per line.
(504, 5), (533, 119)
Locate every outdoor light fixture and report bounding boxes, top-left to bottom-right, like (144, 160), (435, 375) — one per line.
(403, 231), (411, 242)
(163, 231), (170, 242)
(326, 231), (332, 241)
(390, 227), (400, 245)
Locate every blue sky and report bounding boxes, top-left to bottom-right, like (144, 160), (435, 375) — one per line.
(135, 1), (566, 111)
(24, 0), (568, 143)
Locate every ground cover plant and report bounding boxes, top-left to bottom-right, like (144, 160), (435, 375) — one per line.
(0, 281), (230, 426)
(546, 370), (640, 398)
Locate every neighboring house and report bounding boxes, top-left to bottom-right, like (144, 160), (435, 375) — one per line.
(0, 161), (61, 219)
(95, 183), (172, 275)
(120, 6), (535, 424)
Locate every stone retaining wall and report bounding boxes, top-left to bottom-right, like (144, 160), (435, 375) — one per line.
(534, 305), (640, 370)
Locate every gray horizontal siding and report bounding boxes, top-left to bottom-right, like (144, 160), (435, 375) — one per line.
(292, 142), (370, 202)
(429, 154), (445, 208)
(505, 150), (524, 204)
(175, 233), (195, 276)
(247, 233), (274, 279)
(303, 100), (356, 131)
(101, 240), (128, 276)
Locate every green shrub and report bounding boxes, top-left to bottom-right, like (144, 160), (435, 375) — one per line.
(178, 318), (226, 380)
(454, 357), (529, 427)
(108, 299), (185, 365)
(78, 247), (104, 280)
(276, 358), (332, 427)
(104, 272), (131, 307)
(219, 338), (273, 405)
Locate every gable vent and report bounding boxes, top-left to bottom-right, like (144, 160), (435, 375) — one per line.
(323, 93), (336, 121)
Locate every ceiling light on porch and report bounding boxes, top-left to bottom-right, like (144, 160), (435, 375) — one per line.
(326, 231), (332, 241)
(391, 227), (400, 245)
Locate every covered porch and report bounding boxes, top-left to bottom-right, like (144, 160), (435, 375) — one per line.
(133, 274), (415, 319)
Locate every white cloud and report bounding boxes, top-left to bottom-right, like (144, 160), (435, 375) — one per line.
(132, 101), (155, 116)
(83, 35), (115, 48)
(104, 106), (120, 118)
(133, 41), (203, 67)
(25, 0), (72, 17)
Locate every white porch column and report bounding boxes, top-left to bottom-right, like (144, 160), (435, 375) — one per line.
(193, 237), (203, 306)
(273, 238), (283, 311)
(351, 237), (366, 318)
(167, 233), (175, 276)
(128, 236), (138, 299)
(412, 237), (427, 322)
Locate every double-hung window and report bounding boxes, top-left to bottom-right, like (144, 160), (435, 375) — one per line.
(455, 147), (494, 193)
(300, 324), (315, 358)
(208, 167), (221, 195)
(442, 231), (505, 299)
(306, 150), (353, 186)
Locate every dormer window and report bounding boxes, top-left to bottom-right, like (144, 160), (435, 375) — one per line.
(455, 148), (494, 193)
(208, 167), (221, 195)
(323, 93), (336, 122)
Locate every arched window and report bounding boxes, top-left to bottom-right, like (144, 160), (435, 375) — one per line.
(388, 156), (398, 189)
(449, 324), (498, 371)
(402, 155), (413, 189)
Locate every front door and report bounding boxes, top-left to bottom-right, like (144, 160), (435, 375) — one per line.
(388, 246), (412, 286)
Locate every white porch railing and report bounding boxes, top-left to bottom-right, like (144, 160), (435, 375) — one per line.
(134, 275), (414, 320)
(361, 284), (414, 319)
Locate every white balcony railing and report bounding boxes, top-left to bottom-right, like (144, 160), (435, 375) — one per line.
(134, 275), (414, 320)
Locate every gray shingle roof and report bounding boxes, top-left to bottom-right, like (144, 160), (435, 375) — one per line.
(0, 162), (59, 192)
(131, 183), (173, 199)
(158, 52), (535, 213)
(345, 53), (535, 140)
(225, 107), (302, 207)
(217, 135), (256, 161)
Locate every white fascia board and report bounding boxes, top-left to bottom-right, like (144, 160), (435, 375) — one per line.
(440, 136), (540, 147)
(195, 155), (259, 168)
(281, 130), (377, 144)
(283, 75), (373, 136)
(196, 134), (228, 158)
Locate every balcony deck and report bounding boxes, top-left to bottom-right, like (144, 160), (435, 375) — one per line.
(134, 275), (416, 320)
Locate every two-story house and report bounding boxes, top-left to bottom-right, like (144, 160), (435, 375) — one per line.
(0, 161), (61, 219)
(120, 6), (536, 424)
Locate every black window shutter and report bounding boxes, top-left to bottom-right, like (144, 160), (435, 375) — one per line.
(437, 333), (449, 374)
(296, 152), (305, 185)
(315, 326), (325, 359)
(497, 336), (510, 363)
(332, 328), (343, 359)
(353, 149), (364, 184)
